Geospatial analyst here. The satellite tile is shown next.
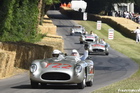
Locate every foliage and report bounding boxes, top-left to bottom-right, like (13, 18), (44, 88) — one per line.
(44, 0), (60, 5)
(0, 0), (61, 43)
(59, 0), (71, 3)
(0, 0), (44, 43)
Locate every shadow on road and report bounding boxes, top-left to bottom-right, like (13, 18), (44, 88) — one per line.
(11, 84), (79, 89)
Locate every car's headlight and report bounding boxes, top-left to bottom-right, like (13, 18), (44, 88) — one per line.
(30, 64), (37, 73)
(75, 65), (82, 73)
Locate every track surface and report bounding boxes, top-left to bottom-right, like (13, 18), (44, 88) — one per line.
(0, 10), (138, 93)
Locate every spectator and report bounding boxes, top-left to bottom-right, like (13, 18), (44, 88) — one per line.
(125, 11), (130, 19)
(118, 11), (121, 17)
(132, 27), (140, 43)
(114, 11), (117, 17)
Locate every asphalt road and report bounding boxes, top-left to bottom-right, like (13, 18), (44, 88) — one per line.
(0, 10), (138, 93)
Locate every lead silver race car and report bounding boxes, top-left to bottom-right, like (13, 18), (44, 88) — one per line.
(30, 56), (94, 89)
(70, 25), (86, 35)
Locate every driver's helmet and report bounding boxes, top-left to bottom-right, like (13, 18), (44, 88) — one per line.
(52, 49), (61, 57)
(71, 49), (80, 57)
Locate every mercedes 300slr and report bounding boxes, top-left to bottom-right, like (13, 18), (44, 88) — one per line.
(70, 25), (86, 36)
(84, 42), (109, 55)
(30, 56), (94, 89)
(79, 34), (98, 44)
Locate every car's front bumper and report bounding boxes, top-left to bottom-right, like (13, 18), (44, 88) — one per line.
(30, 70), (84, 84)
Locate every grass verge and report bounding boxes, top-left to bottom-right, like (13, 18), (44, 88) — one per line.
(75, 20), (140, 93)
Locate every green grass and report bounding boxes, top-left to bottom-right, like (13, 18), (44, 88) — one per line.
(75, 20), (140, 93)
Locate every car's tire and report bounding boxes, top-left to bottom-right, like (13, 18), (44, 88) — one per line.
(31, 80), (38, 88)
(77, 73), (86, 89)
(105, 52), (109, 55)
(80, 41), (83, 44)
(86, 79), (93, 87)
(88, 52), (91, 55)
(77, 78), (86, 89)
(70, 33), (73, 36)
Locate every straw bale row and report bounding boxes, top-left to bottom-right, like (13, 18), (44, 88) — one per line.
(0, 42), (53, 69)
(36, 35), (64, 52)
(0, 49), (16, 77)
(38, 15), (57, 35)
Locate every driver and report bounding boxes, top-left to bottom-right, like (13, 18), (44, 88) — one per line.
(52, 49), (61, 57)
(71, 49), (80, 57)
(71, 49), (81, 61)
(71, 49), (89, 61)
(99, 38), (106, 45)
(52, 49), (65, 60)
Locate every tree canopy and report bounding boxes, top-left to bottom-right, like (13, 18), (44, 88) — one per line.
(44, 0), (60, 5)
(0, 0), (60, 43)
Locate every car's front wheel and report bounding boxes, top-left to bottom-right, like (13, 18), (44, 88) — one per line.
(31, 80), (39, 88)
(105, 52), (109, 55)
(88, 52), (91, 55)
(86, 79), (93, 87)
(70, 33), (73, 36)
(77, 78), (86, 89)
(77, 73), (86, 89)
(80, 41), (83, 44)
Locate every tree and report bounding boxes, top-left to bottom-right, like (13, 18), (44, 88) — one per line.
(38, 0), (60, 25)
(0, 0), (41, 42)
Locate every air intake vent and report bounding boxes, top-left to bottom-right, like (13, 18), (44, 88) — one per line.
(41, 72), (70, 80)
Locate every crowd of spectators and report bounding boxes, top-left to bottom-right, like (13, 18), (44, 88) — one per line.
(114, 11), (140, 24)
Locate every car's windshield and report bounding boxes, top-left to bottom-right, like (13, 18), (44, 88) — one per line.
(64, 56), (77, 61)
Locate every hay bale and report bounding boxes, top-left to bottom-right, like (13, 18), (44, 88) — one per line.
(36, 35), (64, 52)
(0, 50), (16, 78)
(38, 15), (57, 35)
(38, 25), (57, 35)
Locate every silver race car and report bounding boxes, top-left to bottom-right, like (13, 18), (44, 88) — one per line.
(79, 34), (98, 44)
(30, 56), (94, 89)
(70, 25), (86, 35)
(84, 42), (109, 55)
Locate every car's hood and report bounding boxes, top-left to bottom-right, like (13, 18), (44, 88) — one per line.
(39, 58), (77, 71)
(85, 36), (95, 39)
(91, 43), (105, 49)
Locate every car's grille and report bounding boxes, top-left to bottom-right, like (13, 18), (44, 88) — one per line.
(93, 49), (104, 52)
(41, 72), (70, 80)
(86, 39), (93, 42)
(75, 32), (82, 34)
